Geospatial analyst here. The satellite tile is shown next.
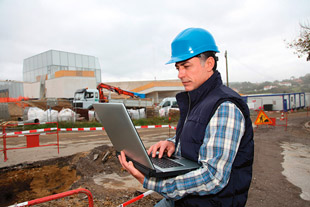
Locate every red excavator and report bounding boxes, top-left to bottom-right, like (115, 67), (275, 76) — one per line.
(96, 83), (145, 102)
(73, 83), (148, 109)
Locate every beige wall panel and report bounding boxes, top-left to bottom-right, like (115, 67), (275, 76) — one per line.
(23, 82), (40, 98)
(46, 77), (96, 98)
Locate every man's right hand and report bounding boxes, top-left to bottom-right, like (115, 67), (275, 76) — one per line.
(147, 140), (175, 159)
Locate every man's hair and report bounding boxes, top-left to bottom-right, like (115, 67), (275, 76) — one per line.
(196, 51), (218, 71)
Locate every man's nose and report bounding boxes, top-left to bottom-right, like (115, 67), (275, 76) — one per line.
(178, 68), (185, 79)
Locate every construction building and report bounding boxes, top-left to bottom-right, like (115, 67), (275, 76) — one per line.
(1, 50), (186, 103)
(23, 50), (101, 98)
(23, 50), (101, 83)
(0, 80), (24, 98)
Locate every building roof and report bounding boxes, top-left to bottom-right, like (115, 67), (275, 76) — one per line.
(106, 80), (184, 95)
(131, 81), (184, 93)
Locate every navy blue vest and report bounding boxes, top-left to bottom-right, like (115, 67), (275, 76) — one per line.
(174, 71), (254, 207)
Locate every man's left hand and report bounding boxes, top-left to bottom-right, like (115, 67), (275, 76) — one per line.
(118, 151), (145, 184)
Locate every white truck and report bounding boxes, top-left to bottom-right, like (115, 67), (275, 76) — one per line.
(73, 88), (99, 110)
(158, 97), (179, 117)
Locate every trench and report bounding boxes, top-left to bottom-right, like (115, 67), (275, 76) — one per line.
(0, 164), (78, 206)
(0, 145), (131, 206)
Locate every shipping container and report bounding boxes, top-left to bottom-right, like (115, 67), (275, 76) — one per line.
(243, 92), (306, 111)
(305, 92), (310, 107)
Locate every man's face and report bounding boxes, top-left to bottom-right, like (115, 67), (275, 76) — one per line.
(175, 56), (214, 91)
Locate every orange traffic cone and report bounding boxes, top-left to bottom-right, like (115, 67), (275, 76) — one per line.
(280, 112), (285, 120)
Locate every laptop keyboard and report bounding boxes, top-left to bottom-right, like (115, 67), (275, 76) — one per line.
(151, 156), (182, 168)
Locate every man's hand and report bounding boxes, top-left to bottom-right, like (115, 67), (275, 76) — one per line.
(147, 140), (175, 158)
(118, 151), (145, 184)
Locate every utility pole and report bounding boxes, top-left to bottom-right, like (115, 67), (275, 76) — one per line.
(224, 50), (229, 87)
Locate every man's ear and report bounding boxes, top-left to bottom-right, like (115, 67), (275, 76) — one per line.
(204, 56), (215, 72)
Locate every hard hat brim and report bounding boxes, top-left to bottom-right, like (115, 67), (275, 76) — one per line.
(166, 49), (220, 64)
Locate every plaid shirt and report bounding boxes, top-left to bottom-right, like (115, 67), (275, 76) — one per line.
(143, 101), (245, 200)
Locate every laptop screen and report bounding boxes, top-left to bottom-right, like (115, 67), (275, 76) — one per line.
(93, 103), (155, 170)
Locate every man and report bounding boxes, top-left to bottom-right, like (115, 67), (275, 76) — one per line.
(119, 28), (254, 207)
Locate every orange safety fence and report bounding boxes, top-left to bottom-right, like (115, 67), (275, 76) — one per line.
(0, 96), (30, 103)
(253, 110), (288, 132)
(269, 112), (288, 131)
(7, 188), (93, 207)
(1, 122), (59, 162)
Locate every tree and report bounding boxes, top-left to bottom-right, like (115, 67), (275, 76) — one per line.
(286, 21), (310, 61)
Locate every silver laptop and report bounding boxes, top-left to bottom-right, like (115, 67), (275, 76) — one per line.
(93, 103), (200, 178)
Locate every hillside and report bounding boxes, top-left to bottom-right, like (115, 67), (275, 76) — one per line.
(229, 73), (310, 94)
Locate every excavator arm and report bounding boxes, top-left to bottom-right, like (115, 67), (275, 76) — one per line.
(96, 83), (145, 102)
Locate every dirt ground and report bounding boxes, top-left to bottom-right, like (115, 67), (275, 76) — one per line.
(248, 113), (310, 207)
(0, 111), (310, 206)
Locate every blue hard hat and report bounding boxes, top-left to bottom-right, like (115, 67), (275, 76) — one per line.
(166, 28), (220, 64)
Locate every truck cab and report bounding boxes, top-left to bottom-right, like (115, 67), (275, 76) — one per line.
(73, 88), (99, 109)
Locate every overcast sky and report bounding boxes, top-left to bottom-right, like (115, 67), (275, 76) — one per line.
(0, 0), (309, 83)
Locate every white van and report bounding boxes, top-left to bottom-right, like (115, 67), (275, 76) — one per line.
(158, 97), (179, 117)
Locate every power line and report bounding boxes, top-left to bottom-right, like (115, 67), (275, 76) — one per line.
(228, 53), (277, 81)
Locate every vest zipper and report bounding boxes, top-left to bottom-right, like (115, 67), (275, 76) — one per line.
(177, 92), (191, 155)
(184, 92), (191, 124)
